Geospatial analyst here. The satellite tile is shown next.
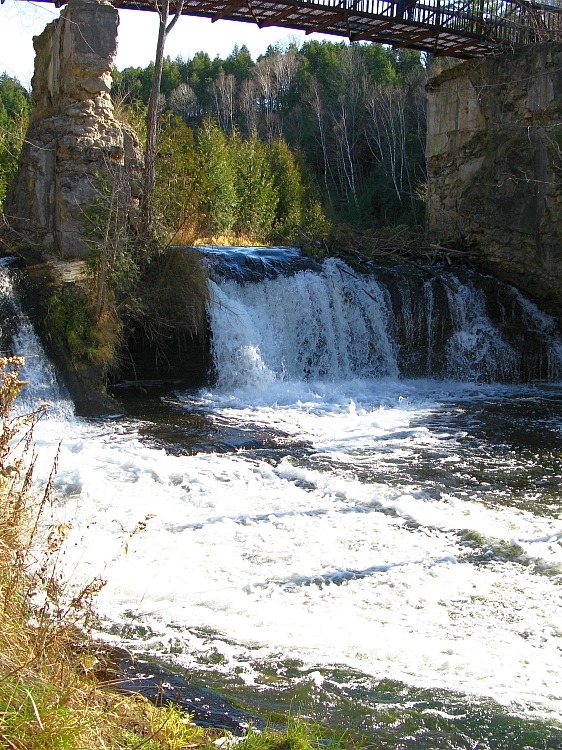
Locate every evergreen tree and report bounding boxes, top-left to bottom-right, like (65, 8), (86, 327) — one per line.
(111, 39), (427, 234)
(268, 138), (304, 240)
(224, 45), (254, 83)
(0, 74), (30, 211)
(154, 114), (208, 243)
(197, 119), (238, 237)
(232, 132), (278, 240)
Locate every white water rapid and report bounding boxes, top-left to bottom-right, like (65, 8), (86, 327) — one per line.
(5, 252), (562, 746)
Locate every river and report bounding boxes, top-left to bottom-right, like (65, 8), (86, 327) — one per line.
(6, 248), (562, 749)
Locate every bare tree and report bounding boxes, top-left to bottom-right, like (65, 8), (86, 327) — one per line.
(211, 72), (236, 131)
(365, 81), (408, 202)
(251, 49), (301, 140)
(328, 45), (366, 206)
(305, 77), (334, 204)
(253, 56), (279, 140)
(142, 0), (185, 238)
(270, 48), (301, 136)
(169, 82), (200, 121)
(239, 78), (258, 135)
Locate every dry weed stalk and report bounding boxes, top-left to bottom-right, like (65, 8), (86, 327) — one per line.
(0, 356), (212, 749)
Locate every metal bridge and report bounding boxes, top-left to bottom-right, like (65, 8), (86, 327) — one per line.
(22, 0), (562, 57)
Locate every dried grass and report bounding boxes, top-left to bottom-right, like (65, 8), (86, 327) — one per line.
(0, 356), (215, 749)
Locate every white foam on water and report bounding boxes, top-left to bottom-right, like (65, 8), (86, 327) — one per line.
(0, 264), (74, 419)
(4, 258), (562, 726)
(25, 377), (562, 722)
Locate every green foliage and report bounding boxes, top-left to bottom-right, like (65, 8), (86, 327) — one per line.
(268, 138), (305, 235)
(192, 121), (329, 243)
(112, 39), (427, 234)
(303, 199), (332, 243)
(136, 246), (210, 345)
(139, 702), (205, 750)
(224, 44), (255, 83)
(0, 74), (29, 124)
(188, 51), (222, 109)
(45, 289), (95, 360)
(390, 48), (425, 77)
(198, 119), (238, 236)
(0, 73), (30, 210)
(161, 57), (183, 99)
(83, 172), (142, 376)
(267, 138), (331, 243)
(45, 287), (121, 372)
(154, 114), (209, 243)
(113, 99), (148, 149)
(0, 359), (223, 750)
(233, 132), (278, 239)
(239, 718), (346, 750)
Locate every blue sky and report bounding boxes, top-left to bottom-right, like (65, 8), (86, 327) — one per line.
(1, 0), (324, 88)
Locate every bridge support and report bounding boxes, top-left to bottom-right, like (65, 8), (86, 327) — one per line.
(2, 0), (142, 261)
(426, 43), (562, 323)
(0, 0), (144, 415)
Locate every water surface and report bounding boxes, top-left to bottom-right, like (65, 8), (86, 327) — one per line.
(9, 250), (562, 748)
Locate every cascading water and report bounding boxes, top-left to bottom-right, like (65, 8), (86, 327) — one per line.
(207, 250), (562, 387)
(208, 261), (399, 387)
(3, 249), (562, 749)
(0, 260), (73, 418)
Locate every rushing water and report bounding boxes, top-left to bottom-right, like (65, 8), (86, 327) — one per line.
(5, 250), (562, 748)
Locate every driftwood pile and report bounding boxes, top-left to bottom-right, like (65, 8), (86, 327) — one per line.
(300, 226), (479, 266)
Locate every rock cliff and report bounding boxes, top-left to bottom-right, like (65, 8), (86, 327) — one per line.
(426, 43), (562, 323)
(1, 0), (143, 414)
(2, 0), (142, 263)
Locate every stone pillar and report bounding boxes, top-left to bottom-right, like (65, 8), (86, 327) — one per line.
(426, 43), (562, 321)
(3, 0), (141, 260)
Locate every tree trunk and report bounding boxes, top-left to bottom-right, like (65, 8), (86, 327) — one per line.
(141, 0), (184, 239)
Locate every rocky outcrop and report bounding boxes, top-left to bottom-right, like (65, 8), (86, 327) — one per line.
(426, 43), (562, 323)
(0, 0), (144, 415)
(2, 0), (142, 262)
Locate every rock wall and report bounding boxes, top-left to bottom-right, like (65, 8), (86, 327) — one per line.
(426, 43), (562, 322)
(0, 0), (145, 415)
(2, 0), (142, 262)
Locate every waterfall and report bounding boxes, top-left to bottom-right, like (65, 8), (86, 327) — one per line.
(206, 249), (562, 388)
(1, 248), (561, 744)
(208, 258), (399, 389)
(442, 279), (519, 382)
(0, 261), (73, 418)
(1, 248), (561, 414)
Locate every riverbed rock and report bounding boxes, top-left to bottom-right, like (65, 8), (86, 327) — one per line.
(426, 42), (562, 324)
(94, 647), (266, 735)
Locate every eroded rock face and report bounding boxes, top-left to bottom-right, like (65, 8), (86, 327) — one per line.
(426, 43), (562, 323)
(0, 0), (144, 415)
(2, 0), (142, 261)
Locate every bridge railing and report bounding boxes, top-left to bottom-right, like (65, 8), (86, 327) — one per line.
(12, 0), (562, 53)
(306, 0), (562, 45)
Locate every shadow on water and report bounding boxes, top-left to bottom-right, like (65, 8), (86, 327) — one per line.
(184, 659), (562, 750)
(406, 389), (562, 515)
(111, 383), (312, 457)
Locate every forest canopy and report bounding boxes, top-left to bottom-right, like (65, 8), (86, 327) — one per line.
(113, 40), (428, 239)
(0, 41), (428, 243)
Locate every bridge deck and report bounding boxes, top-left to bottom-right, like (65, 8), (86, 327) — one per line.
(21, 0), (562, 57)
